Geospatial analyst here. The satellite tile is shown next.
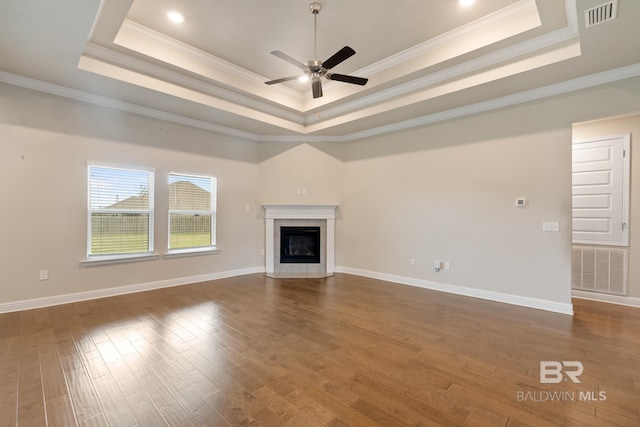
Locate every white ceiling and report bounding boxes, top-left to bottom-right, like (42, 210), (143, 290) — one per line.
(2, 0), (640, 141)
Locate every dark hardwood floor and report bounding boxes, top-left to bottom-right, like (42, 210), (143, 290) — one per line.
(0, 273), (638, 426)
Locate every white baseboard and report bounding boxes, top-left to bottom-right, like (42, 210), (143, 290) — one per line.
(336, 266), (574, 315)
(1, 266), (577, 316)
(0, 267), (265, 314)
(572, 290), (640, 308)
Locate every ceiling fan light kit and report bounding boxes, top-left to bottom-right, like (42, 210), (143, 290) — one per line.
(265, 2), (368, 98)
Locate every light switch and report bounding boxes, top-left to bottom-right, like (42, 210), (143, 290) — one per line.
(542, 222), (560, 232)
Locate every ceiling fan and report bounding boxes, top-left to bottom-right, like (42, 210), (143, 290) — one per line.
(265, 2), (368, 99)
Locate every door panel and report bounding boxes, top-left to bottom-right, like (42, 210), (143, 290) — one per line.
(572, 134), (629, 246)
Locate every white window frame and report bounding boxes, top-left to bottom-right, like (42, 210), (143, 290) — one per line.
(84, 163), (155, 263)
(166, 172), (217, 255)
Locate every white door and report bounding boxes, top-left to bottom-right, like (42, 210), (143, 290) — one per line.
(572, 134), (630, 246)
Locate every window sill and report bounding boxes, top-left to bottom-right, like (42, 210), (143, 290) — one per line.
(81, 252), (159, 266)
(163, 247), (220, 259)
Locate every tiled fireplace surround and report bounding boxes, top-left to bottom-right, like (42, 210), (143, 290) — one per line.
(264, 205), (336, 278)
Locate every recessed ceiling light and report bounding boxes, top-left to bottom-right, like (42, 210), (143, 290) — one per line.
(167, 11), (184, 24)
(459, 0), (475, 7)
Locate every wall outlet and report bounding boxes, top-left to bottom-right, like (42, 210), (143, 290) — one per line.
(542, 221), (560, 232)
(39, 270), (48, 281)
(434, 261), (442, 272)
(410, 258), (416, 265)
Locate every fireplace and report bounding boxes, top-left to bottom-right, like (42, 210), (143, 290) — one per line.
(263, 205), (337, 278)
(280, 226), (321, 264)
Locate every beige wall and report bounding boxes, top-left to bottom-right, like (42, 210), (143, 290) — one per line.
(573, 114), (640, 297)
(0, 84), (261, 304)
(339, 77), (640, 306)
(3, 74), (640, 311)
(341, 107), (572, 303)
(257, 141), (344, 206)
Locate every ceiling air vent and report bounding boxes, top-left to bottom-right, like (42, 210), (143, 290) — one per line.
(585, 1), (618, 28)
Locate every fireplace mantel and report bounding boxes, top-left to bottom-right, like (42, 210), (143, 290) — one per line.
(263, 205), (337, 277)
(264, 205), (338, 220)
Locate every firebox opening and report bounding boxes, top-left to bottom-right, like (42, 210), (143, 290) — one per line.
(280, 226), (321, 264)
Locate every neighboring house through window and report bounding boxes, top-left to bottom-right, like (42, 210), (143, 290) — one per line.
(168, 173), (217, 251)
(88, 165), (154, 258)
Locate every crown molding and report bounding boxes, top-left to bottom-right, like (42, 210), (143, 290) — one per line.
(78, 54), (307, 134)
(339, 62), (640, 142)
(108, 0), (544, 116)
(73, 0), (578, 135)
(82, 42), (304, 125)
(0, 71), (261, 141)
(118, 1), (538, 104)
(564, 0), (579, 32)
(120, 19), (268, 87)
(82, 22), (582, 134)
(307, 26), (580, 126)
(114, 19), (305, 109)
(4, 62), (640, 144)
(356, 0), (540, 78)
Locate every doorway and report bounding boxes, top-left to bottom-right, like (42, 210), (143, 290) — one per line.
(572, 117), (636, 298)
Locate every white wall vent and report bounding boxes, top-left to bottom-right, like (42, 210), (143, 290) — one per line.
(585, 1), (618, 28)
(572, 245), (628, 295)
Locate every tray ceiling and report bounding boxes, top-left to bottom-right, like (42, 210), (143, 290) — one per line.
(2, 0), (640, 141)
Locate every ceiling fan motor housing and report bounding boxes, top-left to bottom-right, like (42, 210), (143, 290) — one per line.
(305, 60), (323, 73)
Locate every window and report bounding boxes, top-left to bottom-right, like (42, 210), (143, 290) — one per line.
(88, 165), (154, 257)
(168, 173), (216, 251)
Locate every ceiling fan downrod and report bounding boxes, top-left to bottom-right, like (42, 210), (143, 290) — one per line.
(310, 2), (321, 60)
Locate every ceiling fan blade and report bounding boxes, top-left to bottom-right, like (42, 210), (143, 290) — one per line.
(265, 76), (302, 85)
(322, 46), (356, 70)
(312, 77), (323, 98)
(326, 73), (368, 86)
(270, 50), (306, 71)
